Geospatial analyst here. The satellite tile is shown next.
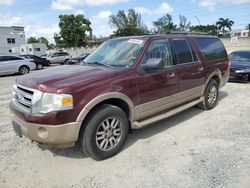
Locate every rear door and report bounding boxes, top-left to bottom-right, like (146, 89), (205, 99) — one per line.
(50, 53), (59, 63)
(170, 38), (205, 101)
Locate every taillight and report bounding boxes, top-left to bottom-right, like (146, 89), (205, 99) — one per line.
(30, 60), (35, 63)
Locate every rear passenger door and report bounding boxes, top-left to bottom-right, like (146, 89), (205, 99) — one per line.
(50, 53), (59, 64)
(171, 38), (205, 100)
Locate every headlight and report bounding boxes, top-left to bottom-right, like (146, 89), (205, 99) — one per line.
(235, 69), (250, 73)
(39, 93), (73, 113)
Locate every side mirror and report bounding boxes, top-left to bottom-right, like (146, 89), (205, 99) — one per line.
(141, 58), (164, 71)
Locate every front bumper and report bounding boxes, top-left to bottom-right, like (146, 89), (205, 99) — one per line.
(11, 113), (81, 148)
(229, 71), (249, 81)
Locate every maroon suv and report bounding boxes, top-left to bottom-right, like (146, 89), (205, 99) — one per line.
(10, 33), (229, 160)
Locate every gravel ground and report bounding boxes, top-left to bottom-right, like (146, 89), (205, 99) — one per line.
(0, 74), (250, 188)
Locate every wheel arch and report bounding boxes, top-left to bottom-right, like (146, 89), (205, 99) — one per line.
(76, 92), (137, 124)
(75, 92), (137, 141)
(203, 70), (222, 94)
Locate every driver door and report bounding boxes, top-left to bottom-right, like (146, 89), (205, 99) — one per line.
(136, 38), (178, 119)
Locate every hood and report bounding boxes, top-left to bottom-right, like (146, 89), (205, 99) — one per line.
(17, 65), (116, 93)
(230, 61), (250, 69)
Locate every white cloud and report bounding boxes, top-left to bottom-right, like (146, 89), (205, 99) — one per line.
(51, 0), (130, 10)
(134, 3), (173, 16)
(134, 7), (152, 15)
(154, 3), (173, 14)
(0, 0), (15, 5)
(194, 0), (250, 10)
(0, 13), (59, 43)
(90, 11), (113, 37)
(73, 9), (85, 15)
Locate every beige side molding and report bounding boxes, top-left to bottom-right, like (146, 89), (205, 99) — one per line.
(76, 92), (137, 122)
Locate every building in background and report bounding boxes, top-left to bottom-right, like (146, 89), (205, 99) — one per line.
(20, 43), (46, 56)
(0, 26), (26, 54)
(231, 29), (249, 38)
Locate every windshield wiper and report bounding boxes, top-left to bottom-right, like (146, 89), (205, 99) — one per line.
(85, 61), (114, 69)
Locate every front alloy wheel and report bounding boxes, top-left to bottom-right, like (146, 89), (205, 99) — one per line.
(79, 104), (129, 160)
(96, 117), (122, 151)
(19, 66), (29, 75)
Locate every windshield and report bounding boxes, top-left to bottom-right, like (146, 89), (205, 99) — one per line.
(229, 52), (250, 63)
(84, 38), (145, 68)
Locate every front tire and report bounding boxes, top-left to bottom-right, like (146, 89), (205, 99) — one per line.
(79, 104), (129, 160)
(199, 79), (219, 110)
(19, 66), (30, 75)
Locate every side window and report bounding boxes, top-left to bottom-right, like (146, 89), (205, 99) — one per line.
(52, 53), (58, 57)
(195, 37), (227, 60)
(7, 56), (23, 61)
(140, 39), (173, 68)
(172, 39), (194, 64)
(0, 57), (4, 62)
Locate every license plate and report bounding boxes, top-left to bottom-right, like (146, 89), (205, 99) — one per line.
(12, 121), (22, 137)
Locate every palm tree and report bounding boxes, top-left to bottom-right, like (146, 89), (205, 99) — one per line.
(216, 18), (234, 35)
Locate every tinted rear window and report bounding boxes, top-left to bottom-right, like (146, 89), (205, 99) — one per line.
(229, 51), (250, 62)
(196, 37), (227, 60)
(172, 39), (193, 64)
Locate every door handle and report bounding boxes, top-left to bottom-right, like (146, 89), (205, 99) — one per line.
(167, 72), (175, 78)
(198, 66), (204, 72)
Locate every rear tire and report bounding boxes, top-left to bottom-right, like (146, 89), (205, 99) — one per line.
(36, 64), (43, 70)
(19, 66), (30, 75)
(199, 79), (219, 110)
(79, 104), (129, 160)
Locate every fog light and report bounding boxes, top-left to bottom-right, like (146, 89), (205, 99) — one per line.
(37, 127), (48, 138)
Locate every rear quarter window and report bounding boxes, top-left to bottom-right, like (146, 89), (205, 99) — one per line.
(195, 37), (227, 61)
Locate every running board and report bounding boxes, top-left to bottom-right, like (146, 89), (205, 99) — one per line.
(131, 97), (203, 129)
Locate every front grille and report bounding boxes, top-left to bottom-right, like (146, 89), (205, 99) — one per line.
(13, 85), (34, 112)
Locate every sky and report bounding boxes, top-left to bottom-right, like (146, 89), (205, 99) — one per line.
(0, 0), (250, 43)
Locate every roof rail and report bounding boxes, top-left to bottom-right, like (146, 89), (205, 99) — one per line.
(165, 31), (209, 36)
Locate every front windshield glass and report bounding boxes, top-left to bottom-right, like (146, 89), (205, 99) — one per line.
(84, 38), (145, 68)
(229, 52), (250, 63)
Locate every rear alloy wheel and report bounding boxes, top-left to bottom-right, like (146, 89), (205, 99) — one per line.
(36, 64), (43, 70)
(79, 104), (129, 160)
(199, 79), (219, 110)
(19, 66), (30, 75)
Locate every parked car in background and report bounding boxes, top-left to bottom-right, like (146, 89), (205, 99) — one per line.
(46, 52), (71, 65)
(19, 54), (50, 70)
(67, 53), (89, 65)
(0, 55), (36, 76)
(229, 50), (250, 82)
(10, 33), (229, 160)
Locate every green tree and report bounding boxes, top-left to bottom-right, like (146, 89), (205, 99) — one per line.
(57, 14), (91, 47)
(216, 18), (234, 35)
(27, 37), (39, 43)
(178, 15), (191, 31)
(153, 14), (177, 33)
(109, 9), (149, 36)
(38, 37), (49, 48)
(190, 24), (218, 35)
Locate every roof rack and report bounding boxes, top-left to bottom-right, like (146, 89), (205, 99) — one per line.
(165, 31), (209, 36)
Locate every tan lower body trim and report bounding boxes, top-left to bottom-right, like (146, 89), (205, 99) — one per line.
(11, 114), (81, 147)
(137, 85), (204, 119)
